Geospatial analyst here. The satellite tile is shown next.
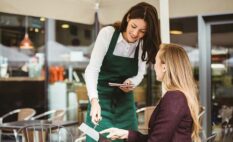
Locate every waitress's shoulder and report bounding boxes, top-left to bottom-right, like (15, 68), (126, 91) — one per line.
(99, 26), (115, 36)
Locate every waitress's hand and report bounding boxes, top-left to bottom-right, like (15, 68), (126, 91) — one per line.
(90, 98), (102, 125)
(119, 79), (134, 93)
(100, 128), (129, 140)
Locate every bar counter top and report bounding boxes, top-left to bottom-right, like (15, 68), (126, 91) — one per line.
(0, 77), (45, 81)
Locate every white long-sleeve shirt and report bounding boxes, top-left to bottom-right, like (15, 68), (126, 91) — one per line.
(85, 26), (146, 101)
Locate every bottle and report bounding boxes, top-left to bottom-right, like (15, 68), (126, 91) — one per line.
(0, 57), (8, 77)
(0, 56), (2, 77)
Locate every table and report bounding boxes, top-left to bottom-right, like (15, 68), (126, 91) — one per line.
(0, 120), (78, 130)
(0, 120), (78, 142)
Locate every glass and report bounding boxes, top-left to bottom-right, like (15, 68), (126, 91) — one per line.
(150, 17), (198, 105)
(0, 13), (45, 78)
(56, 20), (95, 46)
(46, 20), (95, 80)
(211, 23), (233, 141)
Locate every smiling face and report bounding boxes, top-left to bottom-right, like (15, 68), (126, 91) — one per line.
(154, 51), (166, 81)
(123, 19), (147, 43)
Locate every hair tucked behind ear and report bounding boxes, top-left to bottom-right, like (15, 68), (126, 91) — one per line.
(159, 44), (201, 142)
(117, 2), (161, 64)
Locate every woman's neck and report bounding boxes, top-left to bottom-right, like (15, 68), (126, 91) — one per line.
(122, 32), (130, 43)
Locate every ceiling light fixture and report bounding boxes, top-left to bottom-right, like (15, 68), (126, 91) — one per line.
(61, 24), (70, 29)
(20, 16), (34, 49)
(40, 17), (46, 22)
(170, 30), (183, 35)
(170, 22), (183, 35)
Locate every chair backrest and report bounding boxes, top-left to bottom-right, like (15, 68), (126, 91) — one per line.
(206, 133), (217, 142)
(0, 108), (36, 124)
(14, 123), (73, 142)
(75, 133), (86, 142)
(198, 106), (206, 128)
(221, 124), (233, 142)
(200, 128), (217, 142)
(76, 85), (88, 102)
(136, 106), (156, 134)
(198, 106), (206, 119)
(18, 108), (37, 121)
(76, 86), (88, 123)
(31, 109), (65, 122)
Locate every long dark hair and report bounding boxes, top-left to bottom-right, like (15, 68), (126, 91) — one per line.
(114, 2), (161, 64)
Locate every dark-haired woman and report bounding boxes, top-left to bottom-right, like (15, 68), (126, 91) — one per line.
(85, 2), (161, 142)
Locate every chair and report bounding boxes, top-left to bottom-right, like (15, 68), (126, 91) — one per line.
(0, 108), (36, 142)
(76, 85), (89, 123)
(220, 123), (233, 142)
(136, 106), (156, 134)
(14, 123), (74, 142)
(198, 106), (206, 119)
(75, 134), (86, 142)
(31, 109), (65, 122)
(198, 106), (218, 142)
(206, 133), (217, 142)
(0, 108), (36, 123)
(75, 84), (88, 141)
(198, 106), (206, 130)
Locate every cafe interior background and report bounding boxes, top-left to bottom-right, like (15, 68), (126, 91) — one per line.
(0, 0), (233, 141)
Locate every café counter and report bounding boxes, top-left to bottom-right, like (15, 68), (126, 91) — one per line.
(0, 77), (46, 119)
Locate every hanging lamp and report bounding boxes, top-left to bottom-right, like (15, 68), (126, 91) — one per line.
(20, 16), (34, 49)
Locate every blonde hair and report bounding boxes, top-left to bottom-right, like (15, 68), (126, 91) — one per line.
(158, 43), (201, 142)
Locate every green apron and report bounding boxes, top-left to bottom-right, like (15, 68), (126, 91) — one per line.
(86, 29), (139, 142)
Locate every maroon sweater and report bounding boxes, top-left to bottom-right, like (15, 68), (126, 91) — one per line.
(128, 91), (193, 142)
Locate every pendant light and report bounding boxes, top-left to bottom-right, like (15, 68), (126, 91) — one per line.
(20, 16), (34, 49)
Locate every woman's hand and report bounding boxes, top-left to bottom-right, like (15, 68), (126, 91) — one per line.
(90, 98), (102, 125)
(100, 128), (129, 140)
(119, 79), (134, 93)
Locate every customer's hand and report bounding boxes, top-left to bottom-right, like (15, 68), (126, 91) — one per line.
(100, 128), (129, 140)
(90, 98), (102, 125)
(119, 79), (134, 93)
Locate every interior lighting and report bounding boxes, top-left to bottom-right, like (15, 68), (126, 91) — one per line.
(35, 28), (39, 32)
(40, 17), (46, 22)
(61, 24), (70, 29)
(20, 16), (34, 49)
(170, 30), (183, 35)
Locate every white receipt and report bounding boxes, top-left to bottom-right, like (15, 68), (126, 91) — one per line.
(79, 123), (100, 141)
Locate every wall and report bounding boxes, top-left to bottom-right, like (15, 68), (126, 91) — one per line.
(170, 0), (233, 18)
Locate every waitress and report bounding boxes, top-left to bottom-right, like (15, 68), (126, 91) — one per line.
(84, 2), (161, 142)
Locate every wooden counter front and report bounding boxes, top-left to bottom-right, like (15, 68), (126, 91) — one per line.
(0, 77), (46, 120)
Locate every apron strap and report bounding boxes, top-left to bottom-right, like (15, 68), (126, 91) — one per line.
(106, 29), (120, 55)
(107, 29), (140, 61)
(134, 41), (140, 59)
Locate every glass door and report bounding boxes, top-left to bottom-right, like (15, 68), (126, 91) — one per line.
(198, 14), (233, 141)
(211, 23), (233, 142)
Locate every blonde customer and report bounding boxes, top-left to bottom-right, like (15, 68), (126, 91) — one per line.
(101, 43), (201, 142)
